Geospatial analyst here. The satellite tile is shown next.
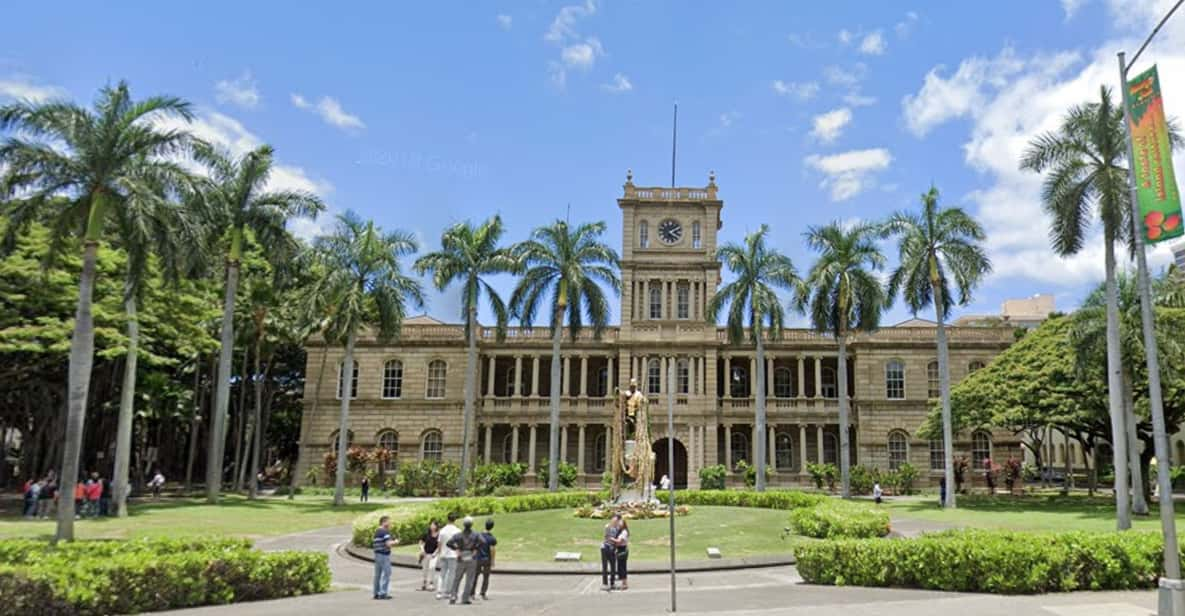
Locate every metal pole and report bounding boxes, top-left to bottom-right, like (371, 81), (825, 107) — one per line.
(1118, 50), (1185, 616)
(667, 356), (677, 612)
(671, 103), (678, 188)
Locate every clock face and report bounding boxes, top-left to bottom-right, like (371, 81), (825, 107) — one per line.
(658, 219), (683, 244)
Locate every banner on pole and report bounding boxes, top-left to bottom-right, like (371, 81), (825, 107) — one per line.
(1126, 65), (1183, 244)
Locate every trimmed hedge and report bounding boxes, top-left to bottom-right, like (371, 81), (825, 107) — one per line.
(0, 538), (329, 615)
(796, 530), (1167, 593)
(655, 489), (827, 510)
(789, 499), (891, 539)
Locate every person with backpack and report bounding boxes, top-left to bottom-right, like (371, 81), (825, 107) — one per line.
(445, 516), (485, 605)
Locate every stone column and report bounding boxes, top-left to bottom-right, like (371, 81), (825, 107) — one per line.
(723, 356), (732, 399)
(487, 355), (496, 397)
(816, 425), (824, 464)
(749, 357), (757, 398)
(560, 425), (569, 464)
(724, 425), (733, 471)
(604, 425), (613, 470)
(562, 356), (571, 397)
(659, 356), (667, 394)
(767, 356), (775, 397)
(577, 424), (586, 474)
(642, 355), (650, 392)
(814, 357), (823, 399)
(799, 424), (808, 474)
(514, 355), (524, 398)
(606, 356), (614, 396)
(484, 424), (493, 462)
(641, 280), (648, 318)
(511, 425), (520, 464)
(579, 355), (588, 398)
(768, 425), (777, 472)
(532, 355), (541, 398)
(528, 424), (538, 475)
(796, 355), (805, 399)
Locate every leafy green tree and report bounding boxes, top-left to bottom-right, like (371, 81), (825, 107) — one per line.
(414, 215), (519, 495)
(797, 222), (888, 498)
(883, 186), (991, 509)
(311, 212), (423, 506)
(706, 225), (800, 492)
(0, 82), (197, 540)
(195, 143), (323, 503)
(509, 220), (619, 492)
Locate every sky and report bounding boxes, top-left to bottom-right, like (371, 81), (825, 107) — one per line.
(3, 0), (1184, 327)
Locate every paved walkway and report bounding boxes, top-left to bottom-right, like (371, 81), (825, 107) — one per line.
(157, 520), (1160, 616)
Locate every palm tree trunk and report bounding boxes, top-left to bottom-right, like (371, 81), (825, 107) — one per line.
(932, 281), (956, 509)
(185, 355), (206, 491)
(1122, 368), (1149, 514)
(58, 238), (100, 541)
(248, 336), (265, 500)
(113, 295), (139, 517)
(1103, 234), (1132, 529)
(291, 343), (329, 500)
(837, 331), (852, 499)
(207, 259), (241, 503)
(233, 345), (250, 491)
(548, 311), (563, 492)
(754, 328), (768, 492)
(458, 305), (478, 495)
(333, 331), (357, 506)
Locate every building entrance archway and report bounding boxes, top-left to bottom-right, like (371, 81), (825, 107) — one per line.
(652, 437), (688, 489)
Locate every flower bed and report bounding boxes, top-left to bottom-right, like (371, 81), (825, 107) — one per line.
(796, 529), (1167, 593)
(574, 501), (691, 519)
(0, 537), (329, 615)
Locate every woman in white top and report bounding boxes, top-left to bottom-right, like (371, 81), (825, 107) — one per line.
(614, 518), (630, 590)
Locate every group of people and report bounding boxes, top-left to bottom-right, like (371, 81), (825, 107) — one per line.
(22, 471), (113, 519)
(600, 514), (631, 591)
(371, 512), (498, 605)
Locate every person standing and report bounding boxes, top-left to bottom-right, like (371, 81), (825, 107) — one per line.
(614, 518), (630, 591)
(37, 480), (55, 519)
(418, 520), (440, 591)
(435, 512), (461, 600)
(149, 470), (165, 499)
(872, 482), (883, 505)
(99, 474), (112, 517)
(371, 515), (396, 600)
(360, 476), (370, 503)
(476, 518), (497, 600)
(85, 474), (102, 518)
(73, 479), (85, 519)
(445, 516), (484, 605)
(22, 478), (38, 518)
(600, 514), (621, 591)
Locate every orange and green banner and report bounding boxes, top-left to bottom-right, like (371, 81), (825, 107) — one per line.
(1126, 65), (1182, 244)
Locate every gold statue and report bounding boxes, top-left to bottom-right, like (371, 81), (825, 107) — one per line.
(611, 378), (654, 501)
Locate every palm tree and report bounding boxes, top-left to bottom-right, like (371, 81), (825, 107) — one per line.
(509, 220), (620, 491)
(312, 212), (424, 506)
(414, 215), (520, 495)
(797, 222), (889, 498)
(883, 186), (992, 509)
(1019, 86), (1165, 529)
(706, 225), (800, 492)
(0, 82), (196, 540)
(196, 143), (324, 503)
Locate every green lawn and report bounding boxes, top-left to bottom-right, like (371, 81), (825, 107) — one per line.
(0, 495), (413, 541)
(395, 506), (795, 563)
(883, 494), (1185, 532)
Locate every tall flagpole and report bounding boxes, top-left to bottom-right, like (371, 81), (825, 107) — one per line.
(671, 103), (678, 188)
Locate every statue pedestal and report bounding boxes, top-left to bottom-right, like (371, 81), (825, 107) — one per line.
(624, 439), (636, 459)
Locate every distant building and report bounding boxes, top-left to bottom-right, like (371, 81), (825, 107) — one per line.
(953, 294), (1054, 329)
(1173, 242), (1185, 270)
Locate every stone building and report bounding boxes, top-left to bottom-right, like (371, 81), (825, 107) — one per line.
(295, 173), (1021, 489)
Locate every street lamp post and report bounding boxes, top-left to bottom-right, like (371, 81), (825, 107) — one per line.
(666, 356), (677, 612)
(1117, 2), (1185, 613)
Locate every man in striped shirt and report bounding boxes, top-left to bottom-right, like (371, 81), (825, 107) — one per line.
(373, 515), (397, 600)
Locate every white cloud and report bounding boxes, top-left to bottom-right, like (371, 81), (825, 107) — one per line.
(496, 14), (513, 30)
(1061, 0), (1087, 19)
(544, 0), (605, 88)
(214, 71), (260, 109)
(707, 111), (741, 137)
(859, 31), (887, 55)
(561, 38), (603, 68)
(837, 29), (853, 45)
(804, 148), (891, 201)
(545, 0), (596, 42)
(810, 107), (853, 143)
(843, 93), (878, 106)
(601, 73), (632, 93)
(0, 75), (67, 102)
(824, 64), (867, 88)
(895, 11), (919, 38)
(772, 80), (820, 102)
(291, 93), (365, 132)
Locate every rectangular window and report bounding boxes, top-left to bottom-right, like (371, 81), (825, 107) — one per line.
(382, 361), (403, 399)
(426, 360), (447, 399)
(929, 439), (945, 471)
(649, 284), (662, 320)
(336, 362), (358, 400)
(677, 359), (690, 394)
(692, 221), (702, 249)
(885, 361), (905, 400)
(639, 221), (649, 248)
(647, 360), (661, 394)
(676, 282), (690, 319)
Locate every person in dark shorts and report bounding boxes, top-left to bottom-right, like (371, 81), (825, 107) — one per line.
(600, 514), (621, 591)
(476, 518), (497, 599)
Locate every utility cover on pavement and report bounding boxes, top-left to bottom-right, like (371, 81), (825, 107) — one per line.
(554, 552), (581, 561)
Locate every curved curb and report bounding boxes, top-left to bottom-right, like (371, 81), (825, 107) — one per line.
(343, 542), (795, 575)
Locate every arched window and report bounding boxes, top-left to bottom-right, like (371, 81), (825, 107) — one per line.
(649, 283), (662, 319)
(426, 360), (447, 399)
(503, 366), (517, 397)
(927, 361), (940, 399)
(730, 431), (749, 470)
(929, 438), (945, 470)
(691, 221), (702, 249)
(885, 360), (905, 399)
(1056, 443), (1065, 464)
(676, 282), (690, 319)
(501, 432), (516, 464)
(593, 433), (607, 472)
(421, 430), (443, 461)
(821, 367), (837, 399)
(968, 360), (986, 373)
(677, 359), (690, 394)
(774, 367), (794, 398)
(382, 360), (403, 399)
(639, 221), (650, 248)
(972, 430), (992, 469)
(823, 433), (838, 465)
(595, 367), (610, 397)
(730, 365), (749, 398)
(888, 431), (909, 470)
(329, 429), (354, 453)
(775, 432), (794, 469)
(377, 430), (399, 471)
(336, 361), (359, 399)
(647, 359), (662, 394)
(1176, 440), (1185, 466)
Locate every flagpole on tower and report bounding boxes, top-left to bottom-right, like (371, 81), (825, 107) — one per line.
(671, 103), (678, 188)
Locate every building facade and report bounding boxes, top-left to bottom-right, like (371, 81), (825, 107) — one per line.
(295, 174), (1021, 488)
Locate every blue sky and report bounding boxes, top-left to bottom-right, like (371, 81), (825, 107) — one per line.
(3, 0), (1183, 326)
